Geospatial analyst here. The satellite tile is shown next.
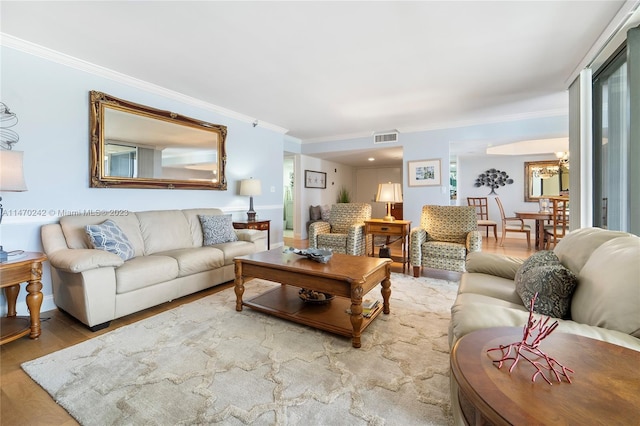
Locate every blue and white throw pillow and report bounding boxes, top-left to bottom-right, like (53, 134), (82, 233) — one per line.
(199, 214), (238, 245)
(85, 219), (135, 261)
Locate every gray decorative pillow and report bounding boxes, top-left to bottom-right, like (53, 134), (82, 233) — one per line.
(199, 214), (238, 245)
(309, 205), (322, 220)
(514, 250), (559, 282)
(515, 251), (578, 319)
(85, 219), (135, 261)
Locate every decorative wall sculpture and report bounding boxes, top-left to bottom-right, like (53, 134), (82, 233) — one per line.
(474, 168), (514, 195)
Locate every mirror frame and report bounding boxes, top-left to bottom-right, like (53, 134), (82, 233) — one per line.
(524, 160), (568, 202)
(89, 91), (227, 190)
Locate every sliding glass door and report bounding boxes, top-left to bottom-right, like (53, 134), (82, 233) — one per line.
(593, 48), (629, 230)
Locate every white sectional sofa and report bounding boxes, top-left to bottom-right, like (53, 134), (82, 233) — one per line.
(448, 227), (640, 425)
(41, 208), (267, 330)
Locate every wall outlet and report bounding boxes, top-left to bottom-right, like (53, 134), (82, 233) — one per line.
(270, 186), (275, 193)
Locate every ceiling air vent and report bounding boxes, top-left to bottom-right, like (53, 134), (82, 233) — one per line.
(373, 130), (399, 144)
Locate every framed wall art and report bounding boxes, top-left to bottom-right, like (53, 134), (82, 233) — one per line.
(304, 170), (327, 189)
(408, 159), (441, 187)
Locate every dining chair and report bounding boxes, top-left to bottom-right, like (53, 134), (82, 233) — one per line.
(544, 197), (569, 249)
(467, 197), (498, 241)
(495, 197), (531, 249)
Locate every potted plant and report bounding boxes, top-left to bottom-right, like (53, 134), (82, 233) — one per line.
(337, 186), (351, 203)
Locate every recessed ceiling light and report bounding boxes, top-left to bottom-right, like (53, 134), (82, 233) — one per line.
(368, 157), (375, 162)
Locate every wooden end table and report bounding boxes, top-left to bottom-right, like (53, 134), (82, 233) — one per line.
(1, 252), (47, 345)
(451, 327), (640, 425)
(233, 219), (270, 249)
(234, 249), (391, 348)
(364, 219), (411, 273)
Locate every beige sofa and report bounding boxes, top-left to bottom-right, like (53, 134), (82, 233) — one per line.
(448, 227), (640, 425)
(41, 208), (267, 330)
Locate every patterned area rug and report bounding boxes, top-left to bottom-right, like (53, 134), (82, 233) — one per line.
(22, 273), (459, 425)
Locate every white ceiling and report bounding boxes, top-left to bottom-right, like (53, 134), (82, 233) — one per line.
(2, 1), (638, 167)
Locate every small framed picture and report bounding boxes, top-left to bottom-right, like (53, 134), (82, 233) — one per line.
(304, 170), (326, 189)
(408, 159), (441, 187)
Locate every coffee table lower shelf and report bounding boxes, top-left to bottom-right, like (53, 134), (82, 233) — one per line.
(243, 285), (382, 338)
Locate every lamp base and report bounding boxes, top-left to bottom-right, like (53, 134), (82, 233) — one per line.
(247, 211), (257, 222)
(382, 215), (395, 222)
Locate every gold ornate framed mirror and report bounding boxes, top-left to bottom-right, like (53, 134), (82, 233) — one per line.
(524, 160), (569, 202)
(89, 91), (227, 190)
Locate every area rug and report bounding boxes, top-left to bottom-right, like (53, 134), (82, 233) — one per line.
(22, 273), (459, 425)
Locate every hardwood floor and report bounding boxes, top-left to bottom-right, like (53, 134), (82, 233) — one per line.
(0, 236), (532, 425)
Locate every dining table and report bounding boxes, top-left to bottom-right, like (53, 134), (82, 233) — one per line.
(514, 210), (552, 250)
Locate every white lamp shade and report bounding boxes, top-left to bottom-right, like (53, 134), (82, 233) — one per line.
(0, 150), (28, 192)
(240, 178), (262, 196)
(376, 183), (402, 203)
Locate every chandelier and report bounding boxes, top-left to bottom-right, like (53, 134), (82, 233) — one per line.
(556, 151), (569, 169)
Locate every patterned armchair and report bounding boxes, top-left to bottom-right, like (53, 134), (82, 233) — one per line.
(308, 203), (372, 256)
(410, 205), (482, 275)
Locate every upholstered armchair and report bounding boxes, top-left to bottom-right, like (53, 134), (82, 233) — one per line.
(410, 205), (482, 275)
(308, 203), (372, 256)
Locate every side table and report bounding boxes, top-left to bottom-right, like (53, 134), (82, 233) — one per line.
(233, 220), (271, 250)
(1, 252), (47, 345)
(451, 327), (640, 425)
(364, 219), (411, 273)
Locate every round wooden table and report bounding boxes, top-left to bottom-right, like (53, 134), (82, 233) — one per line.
(451, 327), (640, 425)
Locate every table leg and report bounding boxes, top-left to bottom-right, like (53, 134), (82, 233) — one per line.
(234, 262), (244, 311)
(535, 220), (545, 250)
(349, 285), (364, 348)
(4, 284), (20, 317)
(25, 279), (43, 339)
(381, 273), (391, 315)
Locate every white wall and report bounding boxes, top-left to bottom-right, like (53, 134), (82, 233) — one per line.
(303, 116), (568, 231)
(1, 46), (286, 315)
(457, 154), (557, 234)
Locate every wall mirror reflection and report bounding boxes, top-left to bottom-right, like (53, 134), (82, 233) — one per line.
(90, 91), (227, 189)
(524, 160), (569, 202)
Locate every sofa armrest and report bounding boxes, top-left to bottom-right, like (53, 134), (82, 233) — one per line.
(308, 221), (330, 249)
(47, 249), (123, 273)
(465, 252), (524, 280)
(346, 223), (367, 256)
(466, 230), (482, 253)
(235, 229), (267, 244)
(410, 227), (427, 266)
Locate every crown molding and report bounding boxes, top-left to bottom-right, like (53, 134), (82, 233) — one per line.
(0, 33), (288, 135)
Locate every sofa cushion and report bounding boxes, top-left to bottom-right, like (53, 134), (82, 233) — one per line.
(137, 210), (193, 255)
(157, 247), (225, 277)
(115, 255), (179, 294)
(210, 240), (257, 265)
(199, 214), (238, 245)
(515, 263), (577, 319)
(571, 236), (640, 338)
(554, 227), (631, 275)
(85, 220), (135, 261)
(60, 214), (144, 256)
(423, 241), (467, 260)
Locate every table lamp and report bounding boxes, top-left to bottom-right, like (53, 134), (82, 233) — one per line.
(376, 182), (402, 222)
(0, 150), (28, 261)
(240, 178), (261, 221)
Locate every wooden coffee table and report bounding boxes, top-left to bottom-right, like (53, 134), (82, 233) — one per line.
(234, 249), (392, 348)
(451, 327), (640, 425)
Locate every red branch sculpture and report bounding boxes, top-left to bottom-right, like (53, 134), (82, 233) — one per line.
(486, 293), (574, 384)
